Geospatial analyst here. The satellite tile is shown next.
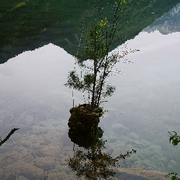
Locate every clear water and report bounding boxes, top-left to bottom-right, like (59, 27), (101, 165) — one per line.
(102, 31), (180, 173)
(0, 31), (180, 180)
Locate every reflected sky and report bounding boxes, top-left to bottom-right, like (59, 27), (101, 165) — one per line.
(103, 31), (180, 173)
(0, 31), (180, 179)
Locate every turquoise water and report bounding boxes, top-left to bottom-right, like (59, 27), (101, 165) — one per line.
(0, 31), (180, 179)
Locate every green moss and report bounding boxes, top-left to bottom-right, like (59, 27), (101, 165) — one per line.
(68, 105), (105, 148)
(68, 104), (103, 132)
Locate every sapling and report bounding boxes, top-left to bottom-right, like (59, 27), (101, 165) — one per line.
(65, 0), (140, 110)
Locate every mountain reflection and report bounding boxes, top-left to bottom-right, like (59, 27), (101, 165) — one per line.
(68, 126), (136, 180)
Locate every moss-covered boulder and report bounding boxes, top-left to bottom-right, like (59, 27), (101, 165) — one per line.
(68, 104), (103, 132)
(68, 104), (103, 148)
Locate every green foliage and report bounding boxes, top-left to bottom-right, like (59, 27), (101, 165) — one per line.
(65, 71), (84, 91)
(66, 1), (125, 108)
(166, 172), (180, 180)
(65, 0), (144, 109)
(83, 74), (94, 89)
(98, 17), (108, 28)
(167, 131), (180, 180)
(102, 84), (116, 98)
(168, 131), (180, 146)
(84, 24), (107, 60)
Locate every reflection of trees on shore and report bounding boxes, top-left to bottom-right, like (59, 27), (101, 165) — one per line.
(67, 126), (136, 180)
(0, 128), (19, 146)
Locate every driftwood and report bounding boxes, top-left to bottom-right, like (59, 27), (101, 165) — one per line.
(0, 128), (19, 146)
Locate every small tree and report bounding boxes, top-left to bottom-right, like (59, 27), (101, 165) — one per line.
(65, 0), (141, 110)
(65, 19), (117, 109)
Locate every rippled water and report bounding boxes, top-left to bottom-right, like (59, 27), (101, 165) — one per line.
(0, 31), (179, 180)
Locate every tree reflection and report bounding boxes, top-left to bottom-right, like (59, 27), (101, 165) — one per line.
(68, 126), (136, 180)
(0, 128), (19, 146)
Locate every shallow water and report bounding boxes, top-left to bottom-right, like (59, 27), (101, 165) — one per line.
(102, 31), (180, 173)
(0, 31), (180, 179)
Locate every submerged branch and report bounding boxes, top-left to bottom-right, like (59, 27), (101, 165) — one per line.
(0, 128), (19, 146)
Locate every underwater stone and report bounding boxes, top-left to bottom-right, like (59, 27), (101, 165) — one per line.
(61, 156), (69, 165)
(0, 169), (3, 179)
(20, 162), (44, 179)
(47, 172), (69, 180)
(16, 176), (29, 180)
(34, 157), (55, 171)
(40, 145), (61, 157)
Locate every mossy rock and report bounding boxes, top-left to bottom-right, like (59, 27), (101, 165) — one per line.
(68, 104), (103, 132)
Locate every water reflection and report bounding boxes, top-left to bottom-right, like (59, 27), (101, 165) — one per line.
(0, 31), (180, 179)
(66, 104), (136, 179)
(68, 126), (105, 149)
(68, 123), (136, 180)
(1, 0), (178, 63)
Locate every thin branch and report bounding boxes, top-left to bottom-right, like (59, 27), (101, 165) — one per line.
(0, 128), (19, 146)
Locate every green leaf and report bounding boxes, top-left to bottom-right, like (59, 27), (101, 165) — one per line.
(168, 131), (180, 146)
(65, 71), (84, 90)
(84, 74), (94, 88)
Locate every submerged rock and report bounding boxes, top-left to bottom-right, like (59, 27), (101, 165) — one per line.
(116, 168), (170, 180)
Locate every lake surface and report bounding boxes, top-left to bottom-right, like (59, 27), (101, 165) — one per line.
(0, 30), (179, 180)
